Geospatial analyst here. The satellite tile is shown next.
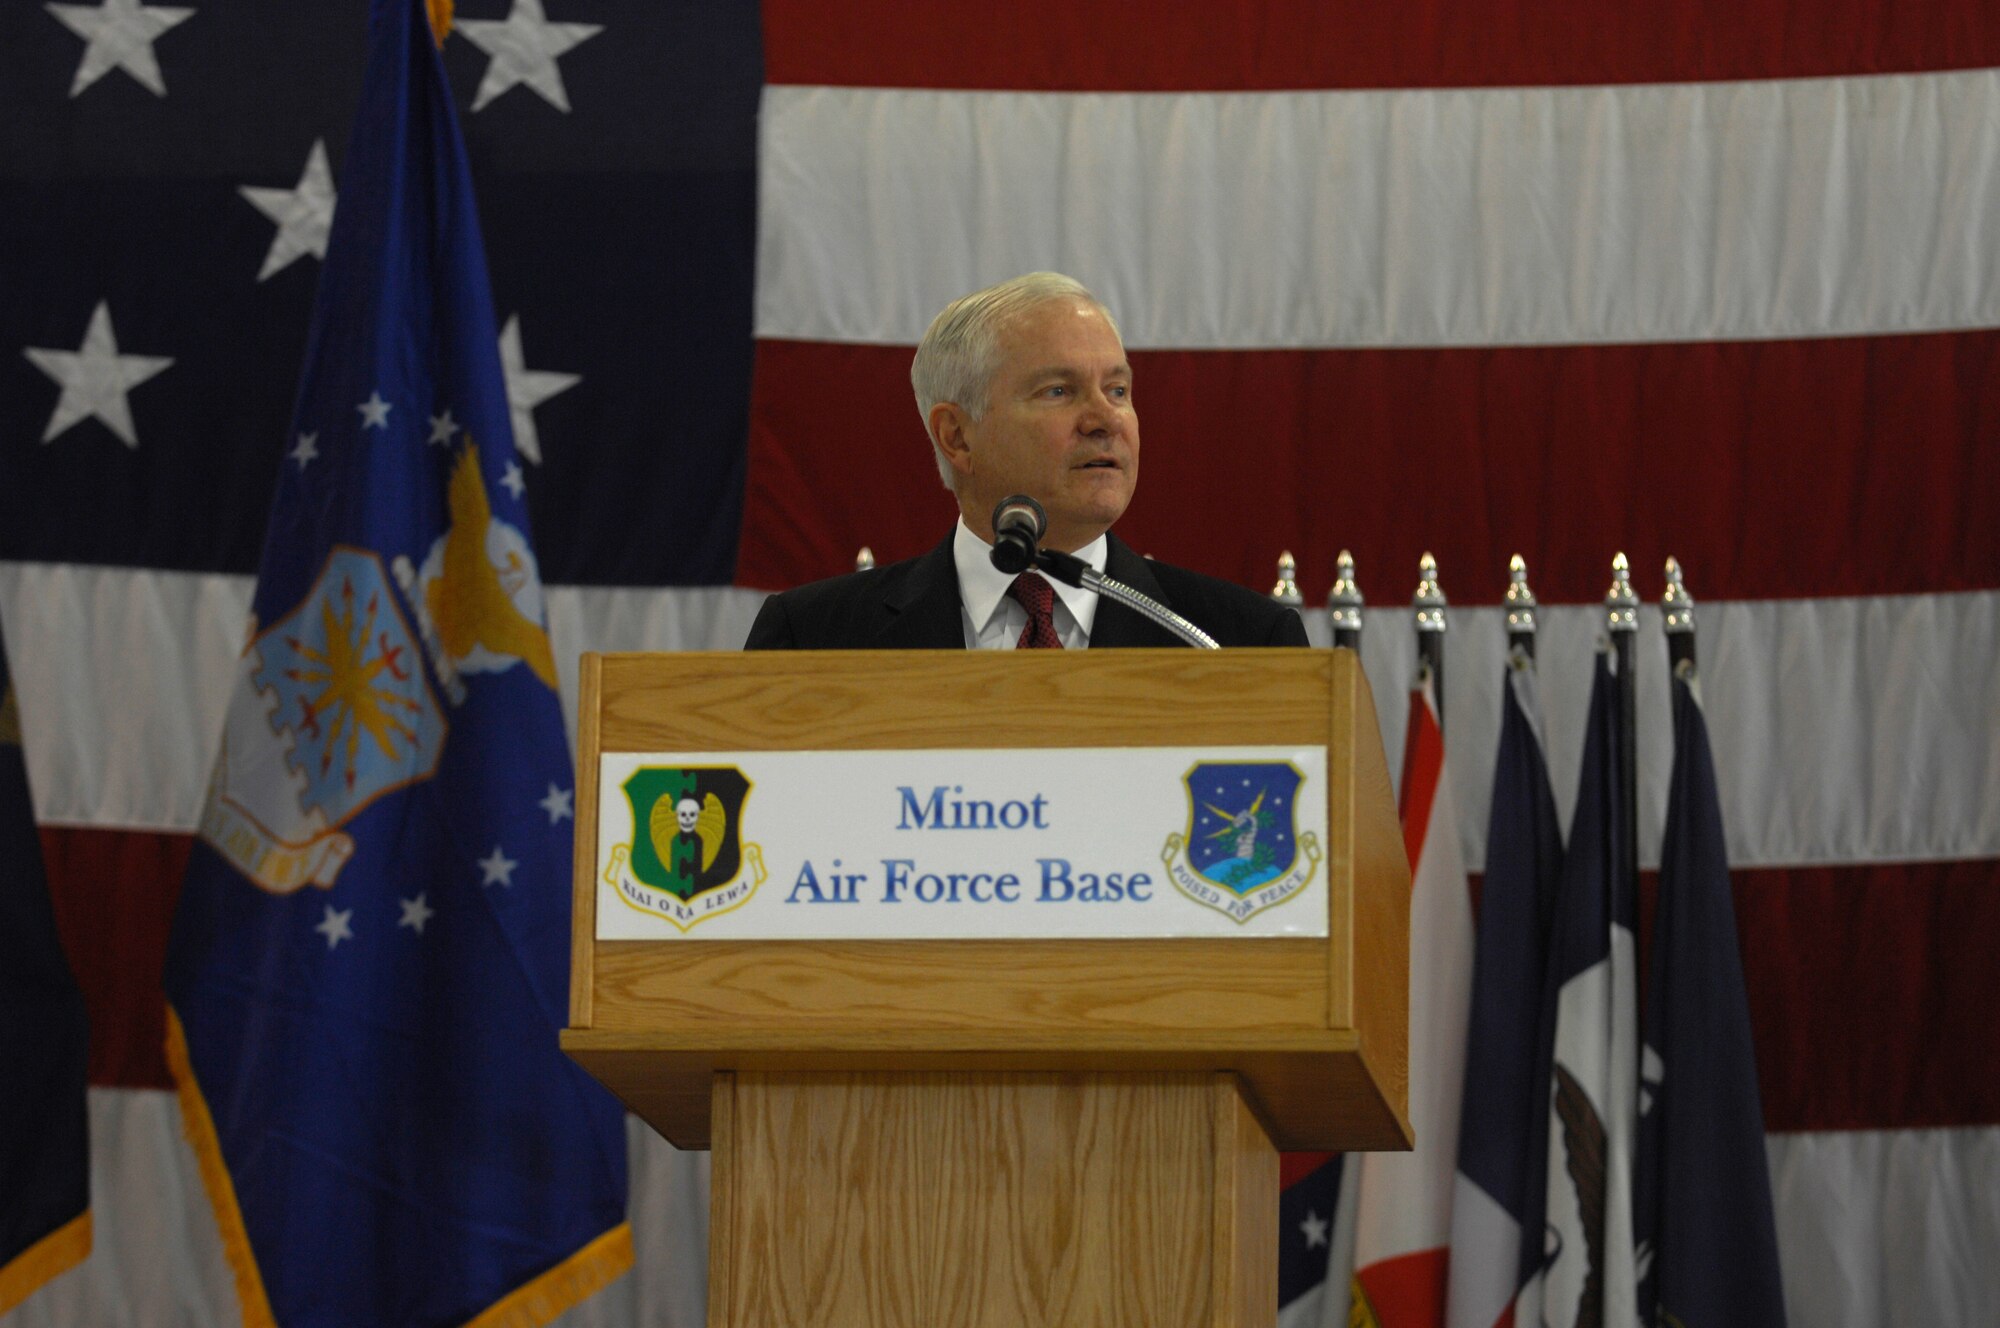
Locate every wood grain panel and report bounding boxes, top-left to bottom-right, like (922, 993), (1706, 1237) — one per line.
(590, 937), (1326, 1033)
(594, 648), (1334, 752)
(706, 1072), (737, 1328)
(1347, 662), (1412, 1141)
(1214, 1079), (1280, 1327)
(566, 647), (1411, 1152)
(1324, 647), (1359, 1034)
(713, 1072), (1247, 1328)
(563, 1029), (1401, 1152)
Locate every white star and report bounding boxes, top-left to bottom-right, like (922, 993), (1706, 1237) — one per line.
(1299, 1209), (1329, 1249)
(238, 139), (336, 282)
(500, 460), (526, 499)
(46, 0), (193, 98)
(315, 904), (354, 950)
(455, 0), (602, 114)
(496, 315), (578, 464)
(289, 431), (319, 470)
(22, 301), (173, 448)
(427, 408), (458, 446)
(398, 893), (435, 935)
(478, 845), (518, 887)
(539, 783), (573, 823)
(357, 390), (391, 429)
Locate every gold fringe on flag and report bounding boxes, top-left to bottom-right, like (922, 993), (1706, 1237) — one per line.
(462, 1224), (636, 1328)
(427, 0), (454, 45)
(167, 1007), (633, 1327)
(164, 1008), (279, 1328)
(0, 1211), (93, 1316)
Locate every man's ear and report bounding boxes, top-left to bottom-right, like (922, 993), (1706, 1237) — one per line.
(930, 402), (975, 476)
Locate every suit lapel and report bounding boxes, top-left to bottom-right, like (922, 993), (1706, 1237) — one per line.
(874, 533), (965, 648)
(1089, 535), (1189, 648)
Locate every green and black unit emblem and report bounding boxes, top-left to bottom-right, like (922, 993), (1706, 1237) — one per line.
(604, 765), (766, 931)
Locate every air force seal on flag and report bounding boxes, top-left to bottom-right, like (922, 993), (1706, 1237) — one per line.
(197, 547), (447, 893)
(604, 766), (768, 931)
(1162, 761), (1320, 923)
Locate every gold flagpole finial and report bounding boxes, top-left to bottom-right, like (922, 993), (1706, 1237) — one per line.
(1414, 552), (1447, 634)
(1327, 550), (1363, 637)
(1270, 551), (1303, 606)
(1505, 553), (1538, 636)
(1662, 555), (1695, 636)
(1605, 551), (1638, 634)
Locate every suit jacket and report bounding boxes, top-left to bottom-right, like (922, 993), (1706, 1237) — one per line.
(743, 531), (1309, 650)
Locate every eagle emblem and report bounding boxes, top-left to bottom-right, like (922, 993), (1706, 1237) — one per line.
(392, 442), (557, 705)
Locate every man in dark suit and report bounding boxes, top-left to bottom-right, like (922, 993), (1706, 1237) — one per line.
(744, 272), (1307, 651)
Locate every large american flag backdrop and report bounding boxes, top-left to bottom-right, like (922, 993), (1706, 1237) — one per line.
(3, 1), (1996, 1324)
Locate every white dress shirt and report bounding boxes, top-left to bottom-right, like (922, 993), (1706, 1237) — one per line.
(953, 518), (1108, 650)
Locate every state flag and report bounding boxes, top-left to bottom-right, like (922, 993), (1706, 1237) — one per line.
(1632, 674), (1788, 1327)
(1532, 652), (1640, 1328)
(1352, 679), (1475, 1327)
(1447, 652), (1564, 1328)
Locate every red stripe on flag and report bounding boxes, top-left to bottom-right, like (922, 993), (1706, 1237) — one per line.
(1400, 691), (1445, 871)
(1281, 1151), (1337, 1189)
(1353, 1245), (1449, 1326)
(763, 0), (2000, 90)
(740, 333), (2000, 603)
(39, 838), (2000, 1130)
(40, 825), (189, 1091)
(1725, 859), (2000, 1133)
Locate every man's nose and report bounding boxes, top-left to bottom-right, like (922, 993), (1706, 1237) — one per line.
(1075, 385), (1123, 433)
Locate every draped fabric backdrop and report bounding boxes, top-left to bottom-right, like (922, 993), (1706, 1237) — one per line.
(2, 1), (1996, 1324)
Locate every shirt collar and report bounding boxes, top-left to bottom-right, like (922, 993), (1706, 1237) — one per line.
(953, 518), (1109, 637)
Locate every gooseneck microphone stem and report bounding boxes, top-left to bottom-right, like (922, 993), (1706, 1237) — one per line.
(987, 493), (1220, 650)
(1035, 549), (1221, 651)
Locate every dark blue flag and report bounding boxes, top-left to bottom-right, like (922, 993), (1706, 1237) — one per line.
(1633, 676), (1788, 1327)
(161, 3), (630, 1323)
(1531, 650), (1642, 1328)
(1446, 653), (1564, 1328)
(0, 619), (92, 1315)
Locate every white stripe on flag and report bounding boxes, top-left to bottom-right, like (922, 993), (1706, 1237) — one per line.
(5, 562), (1994, 873)
(756, 72), (2000, 349)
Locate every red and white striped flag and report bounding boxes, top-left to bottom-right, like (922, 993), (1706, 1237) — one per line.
(1352, 680), (1475, 1327)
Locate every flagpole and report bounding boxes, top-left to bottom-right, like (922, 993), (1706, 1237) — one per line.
(1415, 552), (1447, 733)
(1505, 553), (1538, 661)
(1328, 549), (1364, 652)
(1662, 555), (1696, 677)
(1606, 550), (1640, 929)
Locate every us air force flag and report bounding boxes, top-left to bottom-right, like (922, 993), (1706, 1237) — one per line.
(1633, 678), (1787, 1327)
(162, 3), (631, 1323)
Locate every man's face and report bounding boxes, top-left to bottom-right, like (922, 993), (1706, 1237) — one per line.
(950, 298), (1139, 553)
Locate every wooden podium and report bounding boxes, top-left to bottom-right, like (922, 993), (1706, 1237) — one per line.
(562, 647), (1410, 1327)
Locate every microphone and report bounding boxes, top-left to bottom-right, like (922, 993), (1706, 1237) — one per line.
(989, 494), (1046, 574)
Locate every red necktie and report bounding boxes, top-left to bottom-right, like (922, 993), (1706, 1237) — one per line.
(1008, 573), (1064, 649)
